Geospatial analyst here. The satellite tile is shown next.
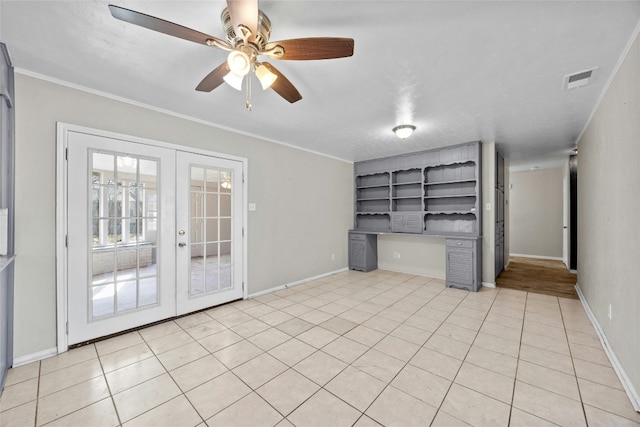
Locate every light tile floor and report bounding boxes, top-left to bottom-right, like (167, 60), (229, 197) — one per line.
(2, 270), (640, 426)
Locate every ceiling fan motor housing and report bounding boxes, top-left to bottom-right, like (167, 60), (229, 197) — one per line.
(221, 7), (272, 49)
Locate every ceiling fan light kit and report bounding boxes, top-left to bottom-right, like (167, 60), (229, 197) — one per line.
(393, 125), (416, 139)
(254, 63), (277, 90)
(108, 1), (354, 109)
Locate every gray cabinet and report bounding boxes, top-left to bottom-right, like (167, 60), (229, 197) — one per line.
(446, 238), (481, 291)
(348, 232), (377, 272)
(354, 141), (482, 237)
(355, 172), (391, 232)
(0, 43), (14, 391)
(495, 152), (505, 277)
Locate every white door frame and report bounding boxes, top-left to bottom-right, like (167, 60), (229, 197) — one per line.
(56, 122), (248, 353)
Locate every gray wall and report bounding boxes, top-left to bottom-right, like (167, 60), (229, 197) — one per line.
(577, 28), (640, 403)
(13, 74), (353, 359)
(509, 167), (564, 258)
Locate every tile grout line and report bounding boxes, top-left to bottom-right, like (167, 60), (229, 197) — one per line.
(95, 344), (123, 427)
(507, 290), (528, 427)
(558, 294), (590, 425)
(33, 360), (41, 427)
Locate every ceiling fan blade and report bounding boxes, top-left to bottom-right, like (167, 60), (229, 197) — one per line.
(196, 62), (230, 92)
(108, 4), (230, 49)
(262, 62), (302, 103)
(264, 37), (354, 60)
(226, 0), (258, 40)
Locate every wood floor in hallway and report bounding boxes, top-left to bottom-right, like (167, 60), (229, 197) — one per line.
(496, 257), (578, 299)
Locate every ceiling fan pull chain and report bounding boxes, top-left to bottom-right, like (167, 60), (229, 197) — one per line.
(245, 69), (252, 111)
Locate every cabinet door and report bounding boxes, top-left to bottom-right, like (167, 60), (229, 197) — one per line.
(349, 233), (377, 272)
(349, 239), (366, 270)
(447, 248), (474, 287)
(391, 213), (422, 233)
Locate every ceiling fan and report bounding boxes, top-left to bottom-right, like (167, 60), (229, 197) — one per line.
(108, 1), (354, 109)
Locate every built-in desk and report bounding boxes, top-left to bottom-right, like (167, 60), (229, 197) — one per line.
(351, 141), (483, 291)
(348, 231), (482, 291)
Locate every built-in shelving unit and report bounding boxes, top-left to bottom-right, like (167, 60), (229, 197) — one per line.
(353, 141), (482, 236)
(354, 172), (391, 231)
(350, 141), (483, 291)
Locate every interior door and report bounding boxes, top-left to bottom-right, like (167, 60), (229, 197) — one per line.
(175, 151), (244, 315)
(67, 131), (176, 345)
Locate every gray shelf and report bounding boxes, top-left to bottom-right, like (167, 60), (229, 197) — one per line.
(353, 141), (481, 237)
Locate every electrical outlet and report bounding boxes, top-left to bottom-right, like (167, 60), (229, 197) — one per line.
(393, 251), (401, 259)
(331, 253), (335, 261)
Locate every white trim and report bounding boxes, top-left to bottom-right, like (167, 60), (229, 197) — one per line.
(482, 282), (496, 288)
(13, 347), (58, 367)
(509, 253), (563, 261)
(17, 69), (352, 165)
(575, 284), (640, 412)
(247, 268), (348, 299)
(56, 122), (249, 353)
(56, 125), (68, 354)
(575, 18), (640, 146)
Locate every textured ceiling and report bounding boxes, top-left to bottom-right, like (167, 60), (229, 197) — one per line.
(2, 1), (640, 167)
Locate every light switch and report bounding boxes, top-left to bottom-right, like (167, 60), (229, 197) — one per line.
(486, 203), (491, 211)
(248, 203), (257, 211)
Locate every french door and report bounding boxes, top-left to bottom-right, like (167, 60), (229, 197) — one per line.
(65, 129), (244, 345)
(175, 151), (243, 315)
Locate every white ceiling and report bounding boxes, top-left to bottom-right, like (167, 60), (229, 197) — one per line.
(2, 1), (640, 167)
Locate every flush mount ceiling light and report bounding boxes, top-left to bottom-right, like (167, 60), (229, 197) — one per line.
(108, 1), (355, 110)
(393, 125), (416, 139)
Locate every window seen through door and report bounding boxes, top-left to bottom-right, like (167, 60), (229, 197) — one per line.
(89, 152), (159, 319)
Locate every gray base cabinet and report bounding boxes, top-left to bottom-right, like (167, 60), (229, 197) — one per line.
(446, 238), (482, 291)
(349, 232), (377, 272)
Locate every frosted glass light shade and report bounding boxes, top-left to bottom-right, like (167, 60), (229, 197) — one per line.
(227, 50), (250, 76)
(223, 72), (244, 90)
(392, 124), (416, 139)
(255, 64), (278, 90)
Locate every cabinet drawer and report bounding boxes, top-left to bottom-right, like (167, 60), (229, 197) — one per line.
(349, 232), (366, 241)
(446, 239), (473, 249)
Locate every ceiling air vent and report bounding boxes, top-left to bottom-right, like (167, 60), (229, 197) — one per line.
(563, 67), (598, 90)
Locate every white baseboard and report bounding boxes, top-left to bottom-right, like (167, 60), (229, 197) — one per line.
(575, 284), (640, 412)
(509, 253), (563, 261)
(482, 282), (496, 288)
(12, 347), (58, 367)
(248, 267), (348, 299)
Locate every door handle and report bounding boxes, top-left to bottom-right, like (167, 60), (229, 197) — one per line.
(178, 242), (186, 247)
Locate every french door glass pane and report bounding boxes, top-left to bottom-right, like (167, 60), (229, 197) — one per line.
(89, 151), (160, 320)
(189, 165), (234, 299)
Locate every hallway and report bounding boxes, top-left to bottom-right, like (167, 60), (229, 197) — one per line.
(497, 257), (578, 299)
